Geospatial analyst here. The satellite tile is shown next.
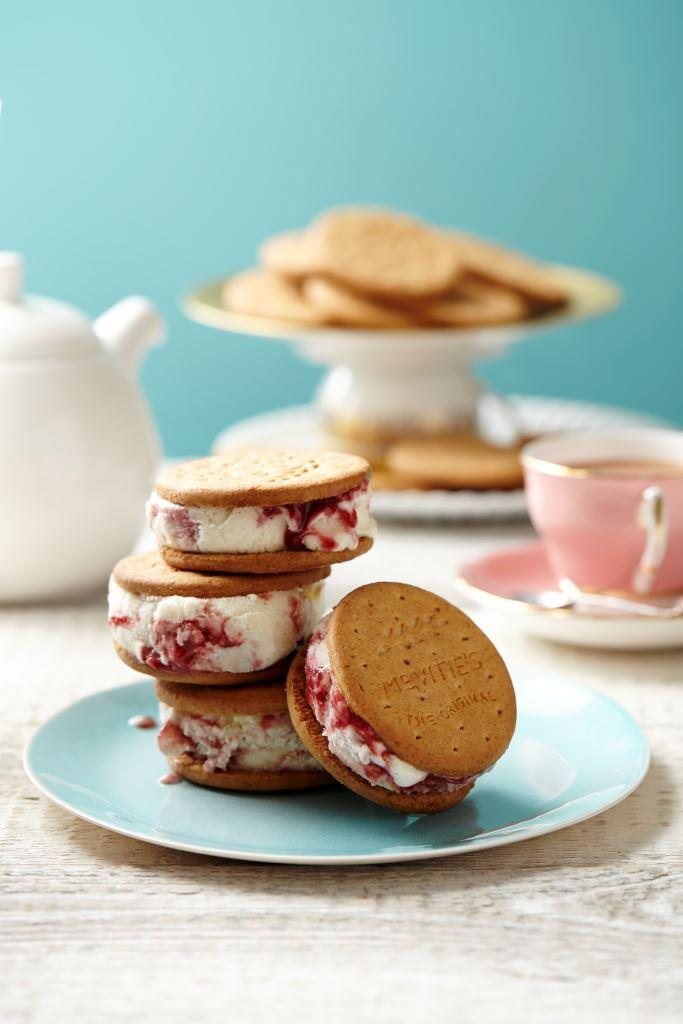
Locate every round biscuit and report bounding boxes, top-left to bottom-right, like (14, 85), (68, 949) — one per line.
(325, 582), (517, 778)
(310, 207), (461, 300)
(160, 536), (373, 574)
(448, 233), (568, 308)
(418, 278), (529, 327)
(114, 642), (295, 685)
(155, 450), (370, 507)
(155, 677), (290, 716)
(223, 268), (326, 324)
(112, 551), (330, 597)
(386, 435), (524, 490)
(287, 649), (475, 813)
(302, 276), (416, 328)
(258, 230), (320, 278)
(167, 751), (333, 792)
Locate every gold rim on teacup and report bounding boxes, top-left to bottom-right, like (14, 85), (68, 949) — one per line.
(521, 428), (683, 479)
(520, 454), (597, 478)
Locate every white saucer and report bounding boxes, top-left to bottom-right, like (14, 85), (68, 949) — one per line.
(213, 397), (664, 523)
(455, 540), (683, 650)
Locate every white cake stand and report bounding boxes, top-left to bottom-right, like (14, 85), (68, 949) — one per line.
(184, 264), (621, 439)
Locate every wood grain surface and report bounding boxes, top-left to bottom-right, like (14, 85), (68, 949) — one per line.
(2, 522), (681, 1023)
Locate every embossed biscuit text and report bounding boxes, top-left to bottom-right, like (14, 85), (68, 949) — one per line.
(383, 651), (485, 701)
(405, 689), (497, 727)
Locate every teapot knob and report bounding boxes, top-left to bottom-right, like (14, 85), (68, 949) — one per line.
(0, 252), (23, 303)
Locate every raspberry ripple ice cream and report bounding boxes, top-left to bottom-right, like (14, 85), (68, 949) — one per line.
(157, 703), (319, 774)
(304, 618), (476, 795)
(147, 478), (375, 555)
(109, 578), (325, 676)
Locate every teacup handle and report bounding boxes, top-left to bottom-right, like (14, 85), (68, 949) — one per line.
(632, 485), (668, 594)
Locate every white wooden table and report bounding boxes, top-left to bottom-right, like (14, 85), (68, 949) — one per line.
(2, 520), (681, 1023)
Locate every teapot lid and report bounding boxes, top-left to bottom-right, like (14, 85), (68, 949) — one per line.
(0, 252), (100, 359)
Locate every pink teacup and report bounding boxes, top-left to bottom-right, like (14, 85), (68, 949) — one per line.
(522, 429), (683, 595)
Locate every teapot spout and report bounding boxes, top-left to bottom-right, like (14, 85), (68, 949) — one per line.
(94, 296), (165, 374)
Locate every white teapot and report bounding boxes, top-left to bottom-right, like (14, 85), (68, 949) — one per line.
(0, 253), (165, 602)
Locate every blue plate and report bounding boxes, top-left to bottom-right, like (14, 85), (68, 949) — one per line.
(24, 677), (648, 864)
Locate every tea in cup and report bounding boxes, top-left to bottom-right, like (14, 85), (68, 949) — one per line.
(522, 429), (683, 595)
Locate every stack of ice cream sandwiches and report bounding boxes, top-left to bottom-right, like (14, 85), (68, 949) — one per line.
(108, 449), (517, 813)
(108, 450), (376, 792)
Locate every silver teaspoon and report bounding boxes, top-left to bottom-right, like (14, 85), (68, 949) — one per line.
(511, 586), (683, 619)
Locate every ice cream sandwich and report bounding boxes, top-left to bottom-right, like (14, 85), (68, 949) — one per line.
(156, 679), (332, 791)
(287, 582), (516, 813)
(147, 450), (375, 574)
(108, 552), (328, 684)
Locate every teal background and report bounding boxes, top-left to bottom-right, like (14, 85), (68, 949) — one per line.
(1, 0), (681, 455)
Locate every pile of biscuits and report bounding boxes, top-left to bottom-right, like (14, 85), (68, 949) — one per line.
(107, 449), (517, 814)
(223, 206), (568, 329)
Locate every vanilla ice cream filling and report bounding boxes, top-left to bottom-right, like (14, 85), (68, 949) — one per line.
(305, 619), (475, 794)
(157, 702), (319, 773)
(146, 478), (375, 554)
(108, 579), (324, 674)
